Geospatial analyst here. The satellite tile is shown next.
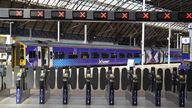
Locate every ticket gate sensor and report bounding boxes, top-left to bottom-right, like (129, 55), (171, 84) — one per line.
(0, 65), (11, 101)
(39, 68), (50, 104)
(125, 67), (141, 106)
(16, 68), (30, 104)
(62, 67), (70, 104)
(145, 67), (163, 106)
(165, 67), (186, 107)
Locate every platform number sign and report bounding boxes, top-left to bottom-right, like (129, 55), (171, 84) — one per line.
(178, 12), (192, 21)
(52, 11), (65, 19)
(157, 12), (172, 21)
(9, 10), (23, 18)
(115, 12), (129, 20)
(94, 11), (108, 20)
(136, 12), (150, 20)
(73, 11), (87, 20)
(30, 10), (44, 19)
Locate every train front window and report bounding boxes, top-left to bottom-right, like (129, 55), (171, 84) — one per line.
(134, 53), (140, 58)
(68, 52), (78, 59)
(20, 49), (24, 59)
(81, 52), (89, 59)
(119, 53), (125, 58)
(91, 52), (99, 58)
(111, 53), (117, 58)
(102, 52), (109, 58)
(127, 53), (132, 58)
(29, 51), (36, 58)
(58, 52), (65, 59)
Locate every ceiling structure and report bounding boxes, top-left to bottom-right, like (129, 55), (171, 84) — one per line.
(0, 0), (190, 47)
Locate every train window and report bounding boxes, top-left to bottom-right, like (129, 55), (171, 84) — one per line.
(119, 53), (125, 58)
(68, 52), (78, 59)
(127, 53), (132, 58)
(81, 52), (89, 59)
(29, 51), (36, 58)
(20, 49), (24, 59)
(102, 52), (109, 58)
(111, 53), (117, 58)
(134, 53), (140, 58)
(91, 52), (99, 58)
(54, 52), (59, 59)
(58, 52), (66, 59)
(170, 54), (174, 58)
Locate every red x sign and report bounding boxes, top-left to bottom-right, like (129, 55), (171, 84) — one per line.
(37, 11), (43, 17)
(122, 12), (128, 19)
(164, 13), (171, 19)
(58, 11), (64, 17)
(16, 10), (22, 16)
(186, 12), (192, 19)
(143, 12), (149, 19)
(80, 12), (86, 18)
(101, 12), (107, 19)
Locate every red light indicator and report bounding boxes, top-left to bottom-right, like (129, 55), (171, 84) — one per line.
(186, 12), (192, 19)
(58, 11), (64, 17)
(164, 13), (171, 19)
(143, 12), (149, 19)
(122, 12), (128, 19)
(101, 12), (107, 19)
(16, 10), (22, 17)
(80, 12), (86, 18)
(37, 11), (43, 17)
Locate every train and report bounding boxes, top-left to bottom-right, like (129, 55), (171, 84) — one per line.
(11, 40), (184, 68)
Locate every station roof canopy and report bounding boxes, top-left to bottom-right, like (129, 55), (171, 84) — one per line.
(0, 0), (190, 47)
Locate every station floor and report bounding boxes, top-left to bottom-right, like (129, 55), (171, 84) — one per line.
(0, 89), (191, 108)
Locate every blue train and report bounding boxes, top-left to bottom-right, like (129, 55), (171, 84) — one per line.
(12, 40), (183, 68)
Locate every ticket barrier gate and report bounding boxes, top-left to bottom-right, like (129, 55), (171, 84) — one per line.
(165, 67), (186, 107)
(186, 63), (192, 103)
(0, 65), (11, 101)
(125, 67), (141, 106)
(16, 68), (30, 104)
(144, 67), (163, 106)
(39, 68), (50, 104)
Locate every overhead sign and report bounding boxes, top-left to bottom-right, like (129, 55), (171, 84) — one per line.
(182, 37), (190, 44)
(1, 9), (192, 22)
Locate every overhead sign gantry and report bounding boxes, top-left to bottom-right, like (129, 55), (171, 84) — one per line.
(0, 8), (191, 22)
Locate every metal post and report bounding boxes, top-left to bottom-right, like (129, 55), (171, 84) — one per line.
(134, 38), (136, 46)
(180, 36), (182, 49)
(177, 33), (179, 49)
(84, 24), (87, 44)
(29, 28), (32, 40)
(168, 23), (171, 65)
(57, 21), (60, 42)
(130, 36), (132, 46)
(9, 22), (13, 37)
(141, 0), (146, 67)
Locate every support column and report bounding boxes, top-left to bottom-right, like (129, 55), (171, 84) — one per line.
(177, 33), (179, 49)
(130, 36), (132, 46)
(84, 24), (87, 44)
(180, 36), (182, 49)
(188, 23), (192, 61)
(141, 0), (146, 67)
(168, 23), (172, 65)
(134, 38), (136, 46)
(29, 28), (32, 40)
(57, 21), (60, 42)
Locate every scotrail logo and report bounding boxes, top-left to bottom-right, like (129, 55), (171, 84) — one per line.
(98, 59), (110, 64)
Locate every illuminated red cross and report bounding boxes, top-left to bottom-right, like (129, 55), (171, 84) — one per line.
(164, 13), (171, 19)
(122, 12), (128, 19)
(186, 12), (192, 19)
(101, 12), (107, 19)
(80, 12), (86, 18)
(58, 11), (64, 17)
(37, 11), (43, 17)
(143, 12), (149, 19)
(16, 10), (22, 16)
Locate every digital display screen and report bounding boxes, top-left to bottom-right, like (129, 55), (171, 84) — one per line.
(178, 12), (192, 21)
(114, 12), (129, 20)
(9, 10), (23, 18)
(135, 12), (150, 20)
(157, 12), (172, 21)
(52, 11), (65, 19)
(94, 11), (108, 20)
(30, 10), (44, 19)
(73, 11), (87, 20)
